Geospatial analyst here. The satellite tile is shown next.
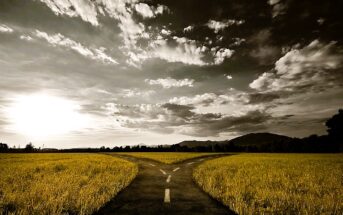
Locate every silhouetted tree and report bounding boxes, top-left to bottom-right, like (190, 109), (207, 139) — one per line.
(24, 142), (35, 152)
(0, 143), (8, 152)
(326, 109), (343, 151)
(326, 109), (343, 138)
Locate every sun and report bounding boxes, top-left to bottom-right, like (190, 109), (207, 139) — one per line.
(6, 94), (89, 138)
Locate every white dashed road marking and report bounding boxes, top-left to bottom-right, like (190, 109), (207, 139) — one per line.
(149, 163), (155, 167)
(187, 162), (194, 165)
(160, 169), (167, 175)
(164, 189), (170, 203)
(166, 175), (171, 183)
(173, 167), (180, 172)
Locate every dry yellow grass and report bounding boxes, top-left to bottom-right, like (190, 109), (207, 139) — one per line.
(116, 152), (218, 164)
(0, 153), (137, 215)
(193, 154), (343, 215)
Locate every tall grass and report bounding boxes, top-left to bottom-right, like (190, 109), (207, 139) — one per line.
(193, 154), (343, 214)
(0, 153), (137, 215)
(116, 152), (217, 164)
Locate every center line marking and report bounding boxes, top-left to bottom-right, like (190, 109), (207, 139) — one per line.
(160, 169), (167, 175)
(187, 162), (194, 165)
(166, 175), (171, 183)
(149, 164), (155, 167)
(173, 167), (180, 172)
(199, 159), (204, 161)
(164, 189), (170, 203)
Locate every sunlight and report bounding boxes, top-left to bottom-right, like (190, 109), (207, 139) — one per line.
(6, 94), (89, 138)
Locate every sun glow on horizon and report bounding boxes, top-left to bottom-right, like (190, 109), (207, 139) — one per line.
(5, 94), (89, 139)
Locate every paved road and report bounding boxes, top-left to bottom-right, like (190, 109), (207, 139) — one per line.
(94, 154), (236, 215)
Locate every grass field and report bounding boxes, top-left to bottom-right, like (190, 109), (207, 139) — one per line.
(115, 152), (218, 164)
(193, 154), (343, 215)
(0, 153), (137, 215)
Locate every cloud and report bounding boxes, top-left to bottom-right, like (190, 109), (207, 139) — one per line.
(35, 30), (118, 64)
(183, 25), (194, 33)
(39, 0), (235, 67)
(39, 0), (99, 26)
(248, 29), (280, 65)
(247, 93), (280, 104)
(169, 89), (249, 107)
(267, 0), (287, 18)
(149, 36), (234, 66)
(20, 35), (33, 41)
(154, 5), (169, 15)
(250, 40), (343, 93)
(120, 88), (155, 98)
(0, 24), (13, 33)
(250, 45), (279, 65)
(112, 102), (269, 137)
(135, 3), (154, 18)
(39, 0), (151, 60)
(161, 29), (171, 36)
(206, 19), (244, 33)
(212, 48), (234, 65)
(151, 37), (208, 65)
(145, 77), (194, 88)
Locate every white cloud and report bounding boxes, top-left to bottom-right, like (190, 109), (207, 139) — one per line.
(135, 3), (154, 18)
(213, 48), (234, 65)
(0, 24), (13, 33)
(39, 0), (99, 26)
(39, 0), (149, 56)
(183, 25), (194, 33)
(169, 89), (249, 107)
(20, 35), (33, 41)
(206, 19), (244, 33)
(35, 30), (118, 64)
(152, 37), (208, 65)
(250, 40), (342, 92)
(39, 0), (233, 67)
(145, 77), (194, 88)
(161, 29), (171, 35)
(155, 5), (169, 15)
(121, 88), (155, 97)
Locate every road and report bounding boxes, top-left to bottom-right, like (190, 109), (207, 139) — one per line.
(94, 154), (236, 215)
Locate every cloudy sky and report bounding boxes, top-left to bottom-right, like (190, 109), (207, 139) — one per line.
(0, 0), (342, 148)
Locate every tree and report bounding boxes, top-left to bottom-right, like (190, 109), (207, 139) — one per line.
(326, 109), (343, 151)
(0, 143), (8, 152)
(24, 142), (35, 152)
(326, 109), (343, 138)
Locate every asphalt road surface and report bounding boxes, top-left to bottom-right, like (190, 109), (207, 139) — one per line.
(94, 154), (236, 215)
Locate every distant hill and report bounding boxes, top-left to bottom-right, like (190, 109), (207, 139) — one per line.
(227, 132), (294, 147)
(175, 133), (296, 150)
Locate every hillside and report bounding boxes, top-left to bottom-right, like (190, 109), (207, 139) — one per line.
(227, 133), (294, 147)
(175, 133), (296, 150)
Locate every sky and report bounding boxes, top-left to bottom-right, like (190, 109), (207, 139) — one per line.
(0, 0), (342, 148)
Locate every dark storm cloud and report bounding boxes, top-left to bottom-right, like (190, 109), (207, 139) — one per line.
(111, 102), (271, 137)
(161, 103), (195, 119)
(248, 93), (280, 104)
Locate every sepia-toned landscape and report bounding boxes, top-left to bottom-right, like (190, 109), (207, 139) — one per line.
(1, 0), (342, 214)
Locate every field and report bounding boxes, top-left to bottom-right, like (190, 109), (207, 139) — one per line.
(115, 152), (218, 164)
(193, 154), (343, 215)
(0, 153), (137, 215)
